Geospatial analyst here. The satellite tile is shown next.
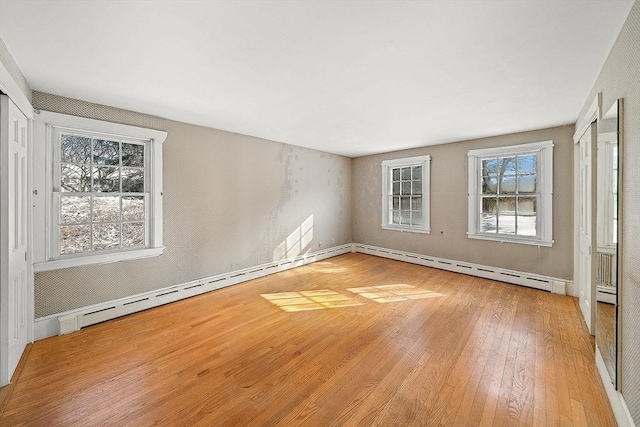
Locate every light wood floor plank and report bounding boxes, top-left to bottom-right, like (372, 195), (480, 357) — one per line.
(0, 253), (616, 426)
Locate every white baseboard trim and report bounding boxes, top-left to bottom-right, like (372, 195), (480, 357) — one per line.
(596, 346), (637, 427)
(352, 243), (568, 294)
(565, 280), (577, 298)
(34, 244), (352, 341)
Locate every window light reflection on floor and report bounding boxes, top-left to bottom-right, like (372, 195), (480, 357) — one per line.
(261, 289), (364, 312)
(346, 284), (443, 303)
(262, 285), (443, 312)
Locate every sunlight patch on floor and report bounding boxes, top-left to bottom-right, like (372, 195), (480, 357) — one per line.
(261, 289), (364, 312)
(346, 284), (443, 303)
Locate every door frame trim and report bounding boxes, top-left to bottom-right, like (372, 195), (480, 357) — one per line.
(574, 94), (600, 335)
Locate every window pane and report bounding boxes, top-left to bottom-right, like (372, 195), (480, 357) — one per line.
(482, 176), (497, 194)
(93, 139), (120, 165)
(498, 197), (516, 214)
(122, 168), (144, 193)
(392, 196), (400, 210)
(400, 197), (410, 211)
(498, 215), (516, 235)
(401, 181), (411, 195)
(392, 211), (400, 224)
(482, 197), (497, 214)
(412, 166), (422, 180)
(517, 154), (536, 175)
(93, 223), (120, 251)
(122, 143), (144, 167)
(500, 157), (517, 175)
(517, 197), (537, 237)
(60, 196), (90, 224)
(123, 196), (145, 221)
(401, 167), (411, 180)
(60, 224), (91, 254)
(500, 175), (516, 194)
(93, 166), (120, 192)
(400, 211), (411, 225)
(411, 196), (422, 211)
(412, 211), (422, 226)
(93, 196), (120, 222)
(61, 164), (91, 192)
(122, 222), (144, 247)
(413, 180), (422, 195)
(517, 196), (536, 216)
(392, 182), (400, 195)
(517, 216), (537, 236)
(392, 168), (400, 181)
(61, 135), (91, 164)
(518, 174), (536, 193)
(482, 158), (499, 176)
(480, 215), (497, 233)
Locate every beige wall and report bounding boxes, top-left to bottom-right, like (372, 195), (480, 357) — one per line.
(352, 125), (574, 280)
(576, 1), (640, 422)
(32, 92), (352, 317)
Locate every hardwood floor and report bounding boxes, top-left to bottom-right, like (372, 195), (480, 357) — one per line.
(1, 253), (615, 426)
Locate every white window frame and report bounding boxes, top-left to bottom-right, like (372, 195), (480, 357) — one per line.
(596, 134), (618, 247)
(33, 111), (166, 272)
(381, 155), (431, 234)
(467, 140), (553, 246)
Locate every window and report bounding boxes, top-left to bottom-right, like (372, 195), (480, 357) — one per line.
(381, 155), (430, 233)
(33, 111), (166, 271)
(467, 141), (553, 246)
(597, 138), (618, 246)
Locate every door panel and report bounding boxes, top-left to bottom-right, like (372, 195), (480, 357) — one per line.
(578, 124), (596, 334)
(1, 95), (30, 385)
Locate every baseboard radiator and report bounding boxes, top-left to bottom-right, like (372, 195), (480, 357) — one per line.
(597, 248), (617, 288)
(352, 243), (567, 294)
(596, 247), (617, 304)
(36, 244), (353, 339)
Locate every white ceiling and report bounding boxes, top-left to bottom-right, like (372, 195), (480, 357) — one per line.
(0, 1), (634, 157)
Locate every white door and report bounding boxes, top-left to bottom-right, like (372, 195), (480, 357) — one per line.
(578, 124), (596, 334)
(1, 95), (30, 385)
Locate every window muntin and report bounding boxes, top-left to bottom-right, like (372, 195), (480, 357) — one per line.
(468, 141), (553, 246)
(382, 155), (430, 233)
(55, 131), (148, 256)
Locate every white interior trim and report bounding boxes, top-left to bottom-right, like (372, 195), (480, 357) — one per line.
(574, 92), (601, 143)
(352, 243), (567, 295)
(34, 243), (353, 340)
(381, 155), (431, 234)
(0, 59), (33, 119)
(596, 346), (636, 427)
(467, 140), (554, 247)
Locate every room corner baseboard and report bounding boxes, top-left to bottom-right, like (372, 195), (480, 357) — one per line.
(34, 244), (353, 341)
(352, 243), (568, 295)
(596, 346), (637, 427)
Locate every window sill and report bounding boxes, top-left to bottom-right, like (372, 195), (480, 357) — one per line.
(382, 225), (431, 234)
(467, 233), (553, 247)
(33, 247), (164, 272)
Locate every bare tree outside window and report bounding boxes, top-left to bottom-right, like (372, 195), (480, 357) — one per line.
(479, 154), (537, 237)
(59, 133), (146, 255)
